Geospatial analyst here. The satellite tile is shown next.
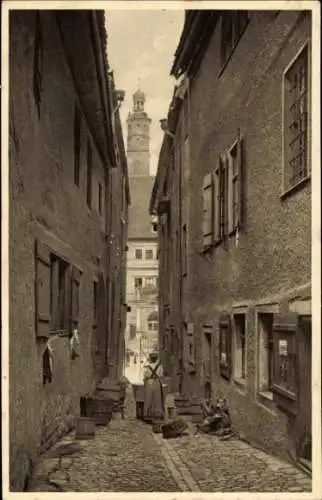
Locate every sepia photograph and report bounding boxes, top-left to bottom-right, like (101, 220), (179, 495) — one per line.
(1, 1), (321, 498)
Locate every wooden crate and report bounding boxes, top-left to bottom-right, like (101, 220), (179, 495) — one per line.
(75, 417), (95, 440)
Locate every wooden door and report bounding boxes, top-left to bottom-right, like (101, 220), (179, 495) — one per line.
(297, 316), (312, 464)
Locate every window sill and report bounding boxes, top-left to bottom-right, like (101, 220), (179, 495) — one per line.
(280, 175), (311, 200)
(233, 377), (246, 389)
(258, 390), (274, 402)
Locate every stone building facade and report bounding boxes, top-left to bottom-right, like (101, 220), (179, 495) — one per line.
(9, 11), (129, 490)
(151, 10), (312, 469)
(124, 90), (159, 382)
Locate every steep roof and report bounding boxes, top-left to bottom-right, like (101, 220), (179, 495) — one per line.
(128, 176), (157, 240)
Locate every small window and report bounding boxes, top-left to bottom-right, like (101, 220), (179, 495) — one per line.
(134, 277), (142, 288)
(258, 313), (274, 396)
(283, 44), (310, 191)
(74, 105), (82, 187)
(50, 255), (70, 332)
(98, 183), (103, 215)
(135, 248), (142, 260)
(145, 249), (153, 260)
(220, 11), (249, 70)
(86, 140), (92, 208)
(148, 321), (158, 332)
(145, 277), (155, 288)
(219, 315), (232, 380)
(182, 224), (187, 276)
(233, 314), (247, 383)
(93, 280), (98, 326)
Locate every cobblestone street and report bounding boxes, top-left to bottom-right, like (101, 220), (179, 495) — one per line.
(28, 405), (311, 493)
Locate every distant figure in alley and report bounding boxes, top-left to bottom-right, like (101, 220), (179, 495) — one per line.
(143, 352), (165, 423)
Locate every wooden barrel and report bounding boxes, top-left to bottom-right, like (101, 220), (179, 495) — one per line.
(132, 384), (145, 402)
(80, 396), (113, 426)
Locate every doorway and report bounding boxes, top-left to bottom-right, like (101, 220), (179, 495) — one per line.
(297, 316), (312, 470)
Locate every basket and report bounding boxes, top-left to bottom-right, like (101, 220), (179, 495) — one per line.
(152, 419), (165, 434)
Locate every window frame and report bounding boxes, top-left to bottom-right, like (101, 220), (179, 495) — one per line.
(135, 248), (143, 260)
(74, 104), (82, 187)
(134, 277), (142, 288)
(232, 312), (247, 386)
(86, 139), (92, 209)
(281, 41), (311, 198)
(98, 183), (103, 215)
(145, 249), (153, 260)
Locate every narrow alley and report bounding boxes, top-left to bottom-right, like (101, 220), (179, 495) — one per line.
(5, 5), (319, 498)
(28, 386), (311, 493)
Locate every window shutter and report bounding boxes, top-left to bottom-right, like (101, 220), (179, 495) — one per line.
(51, 259), (59, 331)
(227, 153), (234, 235)
(223, 154), (229, 237)
(219, 314), (232, 380)
(70, 266), (81, 334)
(35, 240), (51, 338)
(236, 134), (245, 230)
(272, 313), (298, 410)
(219, 158), (225, 240)
(202, 172), (213, 247)
(213, 161), (221, 243)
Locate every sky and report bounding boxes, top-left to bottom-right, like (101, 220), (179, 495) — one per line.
(105, 9), (184, 175)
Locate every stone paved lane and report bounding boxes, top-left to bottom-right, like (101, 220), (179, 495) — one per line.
(29, 417), (180, 492)
(161, 426), (312, 493)
(28, 415), (311, 493)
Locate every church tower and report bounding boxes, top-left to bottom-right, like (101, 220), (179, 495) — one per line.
(126, 89), (151, 177)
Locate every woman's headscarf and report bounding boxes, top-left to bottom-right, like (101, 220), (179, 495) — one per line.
(148, 352), (158, 363)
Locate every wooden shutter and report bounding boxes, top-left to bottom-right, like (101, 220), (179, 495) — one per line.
(219, 156), (226, 240)
(202, 172), (213, 248)
(223, 154), (229, 237)
(236, 133), (245, 230)
(272, 312), (298, 414)
(227, 152), (234, 235)
(51, 258), (59, 331)
(219, 314), (232, 380)
(213, 161), (221, 243)
(70, 266), (81, 334)
(35, 240), (51, 338)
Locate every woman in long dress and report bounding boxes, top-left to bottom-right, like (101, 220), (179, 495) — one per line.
(143, 352), (165, 423)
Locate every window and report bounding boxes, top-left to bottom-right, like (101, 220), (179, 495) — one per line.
(272, 313), (298, 399)
(145, 249), (153, 260)
(233, 314), (246, 383)
(182, 224), (187, 276)
(134, 277), (142, 288)
(148, 321), (158, 331)
(258, 313), (274, 396)
(220, 11), (249, 70)
(202, 172), (213, 248)
(283, 44), (310, 191)
(227, 143), (240, 234)
(86, 140), (92, 208)
(135, 248), (142, 260)
(35, 240), (81, 339)
(33, 12), (43, 118)
(145, 277), (156, 288)
(98, 183), (103, 215)
(219, 315), (232, 380)
(203, 327), (212, 381)
(93, 280), (98, 327)
(74, 105), (82, 187)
